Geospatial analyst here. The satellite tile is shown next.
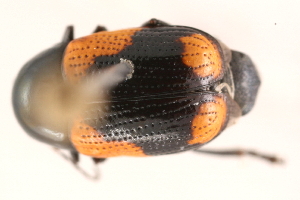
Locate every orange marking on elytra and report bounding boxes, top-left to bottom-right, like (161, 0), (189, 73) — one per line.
(188, 96), (227, 144)
(71, 119), (146, 158)
(179, 34), (223, 79)
(63, 28), (142, 83)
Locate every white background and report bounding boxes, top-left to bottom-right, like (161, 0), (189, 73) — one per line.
(1, 0), (299, 199)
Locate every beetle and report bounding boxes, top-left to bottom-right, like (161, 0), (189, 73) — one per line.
(12, 19), (279, 178)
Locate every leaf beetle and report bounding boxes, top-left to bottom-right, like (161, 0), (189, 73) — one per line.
(12, 19), (280, 179)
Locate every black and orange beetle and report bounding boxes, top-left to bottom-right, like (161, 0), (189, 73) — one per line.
(12, 19), (280, 178)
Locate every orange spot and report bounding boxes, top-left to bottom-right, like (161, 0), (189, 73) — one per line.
(179, 34), (223, 79)
(63, 28), (142, 83)
(188, 96), (227, 144)
(70, 119), (146, 158)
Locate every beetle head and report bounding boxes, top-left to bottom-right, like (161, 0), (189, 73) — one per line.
(218, 41), (260, 116)
(230, 51), (261, 115)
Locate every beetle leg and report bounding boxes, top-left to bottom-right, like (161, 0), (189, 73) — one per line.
(92, 158), (106, 164)
(53, 148), (101, 180)
(93, 25), (107, 33)
(194, 148), (283, 164)
(141, 18), (170, 28)
(62, 26), (74, 43)
(70, 150), (79, 164)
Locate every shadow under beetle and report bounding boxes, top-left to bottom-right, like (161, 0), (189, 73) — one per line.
(12, 19), (281, 179)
